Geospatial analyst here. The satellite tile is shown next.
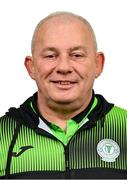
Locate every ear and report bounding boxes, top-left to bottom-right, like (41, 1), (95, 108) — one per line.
(95, 52), (105, 78)
(24, 56), (36, 80)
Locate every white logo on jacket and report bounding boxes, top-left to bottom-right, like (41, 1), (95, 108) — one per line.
(97, 139), (120, 162)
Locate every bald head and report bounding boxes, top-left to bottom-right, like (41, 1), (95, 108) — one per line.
(31, 11), (97, 54)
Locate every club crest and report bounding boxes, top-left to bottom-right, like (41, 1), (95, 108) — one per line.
(97, 139), (120, 162)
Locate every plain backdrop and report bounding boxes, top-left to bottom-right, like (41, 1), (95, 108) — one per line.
(0, 0), (127, 116)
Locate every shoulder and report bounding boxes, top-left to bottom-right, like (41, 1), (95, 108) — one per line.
(0, 114), (17, 131)
(110, 105), (127, 115)
(0, 115), (17, 148)
(106, 105), (127, 124)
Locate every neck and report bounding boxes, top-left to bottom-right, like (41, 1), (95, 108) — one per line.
(37, 91), (93, 130)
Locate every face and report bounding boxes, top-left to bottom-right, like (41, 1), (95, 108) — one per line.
(25, 18), (104, 108)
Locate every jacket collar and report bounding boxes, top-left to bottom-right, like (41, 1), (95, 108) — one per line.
(6, 92), (114, 130)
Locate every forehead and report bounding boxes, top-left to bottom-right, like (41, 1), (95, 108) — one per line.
(33, 16), (95, 51)
(37, 15), (90, 30)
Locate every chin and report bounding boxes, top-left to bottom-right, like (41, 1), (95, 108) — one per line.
(52, 96), (76, 105)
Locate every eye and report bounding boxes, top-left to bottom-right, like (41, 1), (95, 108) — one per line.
(44, 54), (57, 59)
(46, 55), (55, 58)
(71, 53), (84, 59)
(73, 54), (82, 57)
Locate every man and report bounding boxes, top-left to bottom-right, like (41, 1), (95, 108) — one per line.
(0, 11), (127, 179)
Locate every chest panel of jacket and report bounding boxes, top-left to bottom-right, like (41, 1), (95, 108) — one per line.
(0, 106), (127, 178)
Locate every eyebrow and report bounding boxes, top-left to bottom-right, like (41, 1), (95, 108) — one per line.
(41, 47), (58, 52)
(41, 46), (88, 53)
(69, 46), (88, 52)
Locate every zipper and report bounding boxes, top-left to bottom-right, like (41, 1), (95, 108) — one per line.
(64, 145), (70, 179)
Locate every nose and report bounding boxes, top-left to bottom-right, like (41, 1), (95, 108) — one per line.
(56, 55), (72, 75)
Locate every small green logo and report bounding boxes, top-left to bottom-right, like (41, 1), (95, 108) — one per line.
(104, 144), (113, 154)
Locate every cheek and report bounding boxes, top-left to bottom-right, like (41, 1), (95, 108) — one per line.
(78, 62), (96, 80)
(34, 62), (52, 80)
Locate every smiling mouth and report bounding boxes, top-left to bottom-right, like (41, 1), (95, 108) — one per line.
(51, 81), (76, 85)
